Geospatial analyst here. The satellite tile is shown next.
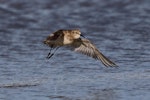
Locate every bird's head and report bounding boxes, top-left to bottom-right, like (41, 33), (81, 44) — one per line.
(71, 29), (82, 39)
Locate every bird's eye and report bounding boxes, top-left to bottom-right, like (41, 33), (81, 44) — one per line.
(76, 32), (79, 34)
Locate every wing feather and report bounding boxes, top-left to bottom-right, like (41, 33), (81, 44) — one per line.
(72, 38), (118, 67)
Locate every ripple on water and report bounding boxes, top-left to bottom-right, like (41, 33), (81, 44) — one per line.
(0, 0), (150, 100)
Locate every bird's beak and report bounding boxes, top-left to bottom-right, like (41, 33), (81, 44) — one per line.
(81, 34), (86, 38)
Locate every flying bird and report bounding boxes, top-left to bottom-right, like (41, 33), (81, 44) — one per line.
(43, 29), (118, 67)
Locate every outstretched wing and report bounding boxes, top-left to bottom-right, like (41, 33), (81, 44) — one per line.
(72, 38), (118, 67)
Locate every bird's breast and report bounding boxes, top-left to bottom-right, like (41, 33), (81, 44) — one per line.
(63, 36), (73, 45)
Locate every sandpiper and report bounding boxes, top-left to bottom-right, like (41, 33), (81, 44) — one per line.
(43, 29), (118, 67)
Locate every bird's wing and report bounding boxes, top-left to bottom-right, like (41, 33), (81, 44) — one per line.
(72, 38), (118, 67)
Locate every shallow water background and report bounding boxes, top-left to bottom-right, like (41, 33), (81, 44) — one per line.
(0, 0), (150, 100)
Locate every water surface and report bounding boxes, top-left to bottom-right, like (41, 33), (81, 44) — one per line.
(0, 0), (150, 100)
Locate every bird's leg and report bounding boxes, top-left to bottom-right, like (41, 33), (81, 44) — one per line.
(47, 47), (59, 59)
(46, 47), (54, 59)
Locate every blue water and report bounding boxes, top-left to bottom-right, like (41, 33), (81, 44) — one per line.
(0, 0), (150, 100)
